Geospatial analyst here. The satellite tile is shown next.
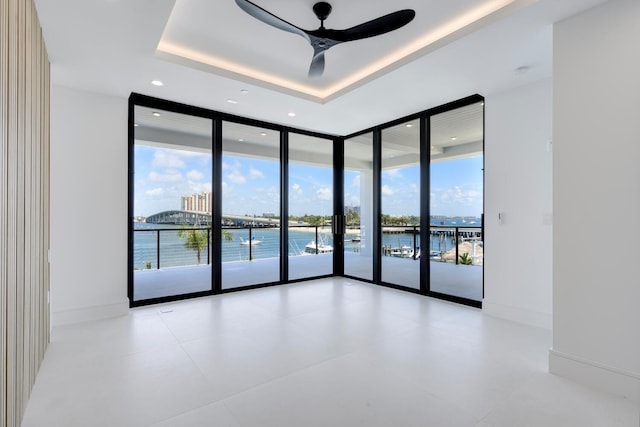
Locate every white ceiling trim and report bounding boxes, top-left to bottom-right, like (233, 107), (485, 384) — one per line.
(156, 0), (538, 104)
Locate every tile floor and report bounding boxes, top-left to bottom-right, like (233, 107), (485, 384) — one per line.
(22, 278), (638, 426)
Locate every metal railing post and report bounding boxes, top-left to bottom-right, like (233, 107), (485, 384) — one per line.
(249, 226), (253, 260)
(156, 229), (160, 269)
(454, 227), (459, 265)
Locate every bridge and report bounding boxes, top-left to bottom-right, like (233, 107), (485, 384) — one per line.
(144, 210), (283, 226)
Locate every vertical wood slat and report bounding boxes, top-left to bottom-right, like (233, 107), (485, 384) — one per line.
(23, 0), (33, 407)
(1, 0), (8, 424)
(1, 0), (50, 425)
(17, 0), (27, 417)
(7, 0), (19, 424)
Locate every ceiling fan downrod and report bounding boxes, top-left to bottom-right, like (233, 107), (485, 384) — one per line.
(312, 2), (332, 29)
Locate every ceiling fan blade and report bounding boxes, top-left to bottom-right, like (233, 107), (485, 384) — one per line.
(235, 0), (310, 43)
(308, 49), (326, 78)
(320, 9), (415, 42)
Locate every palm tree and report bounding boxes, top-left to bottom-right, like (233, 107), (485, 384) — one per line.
(222, 229), (234, 241)
(177, 225), (210, 265)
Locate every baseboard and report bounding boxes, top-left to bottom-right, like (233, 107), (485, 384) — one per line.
(482, 299), (551, 329)
(52, 299), (130, 326)
(549, 349), (640, 403)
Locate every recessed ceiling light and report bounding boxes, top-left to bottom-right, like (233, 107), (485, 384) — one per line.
(151, 80), (164, 86)
(260, 132), (267, 136)
(227, 99), (238, 104)
(288, 112), (296, 117)
(451, 136), (457, 141)
(405, 124), (413, 128)
(152, 112), (161, 117)
(240, 89), (249, 94)
(238, 138), (244, 142)
(134, 123), (139, 127)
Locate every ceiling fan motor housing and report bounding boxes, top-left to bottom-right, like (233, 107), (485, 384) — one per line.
(313, 2), (332, 23)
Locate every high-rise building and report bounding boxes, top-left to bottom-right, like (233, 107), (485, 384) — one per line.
(181, 191), (212, 214)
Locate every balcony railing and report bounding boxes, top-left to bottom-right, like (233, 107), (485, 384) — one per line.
(133, 224), (334, 270)
(133, 224), (483, 270)
(377, 224), (483, 265)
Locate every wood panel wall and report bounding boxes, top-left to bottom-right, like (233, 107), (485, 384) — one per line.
(1, 0), (50, 425)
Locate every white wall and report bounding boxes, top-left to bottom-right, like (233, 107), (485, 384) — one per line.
(483, 78), (553, 329)
(50, 85), (129, 325)
(551, 0), (640, 401)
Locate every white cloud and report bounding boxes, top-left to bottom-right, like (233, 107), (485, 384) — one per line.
(186, 169), (204, 181)
(383, 169), (402, 179)
(152, 150), (185, 170)
(439, 186), (481, 206)
(145, 188), (164, 196)
(191, 182), (212, 193)
(291, 183), (303, 195)
(316, 187), (332, 201)
(222, 181), (232, 195)
(381, 185), (394, 196)
(410, 183), (419, 193)
(350, 175), (360, 188)
(249, 167), (265, 179)
(227, 172), (246, 184)
(149, 171), (182, 183)
(223, 160), (246, 184)
(346, 193), (360, 205)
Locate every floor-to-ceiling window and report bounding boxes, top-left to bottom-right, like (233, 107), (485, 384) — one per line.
(343, 132), (374, 281)
(131, 105), (213, 302)
(429, 102), (484, 302)
(288, 133), (334, 280)
(129, 94), (483, 308)
(380, 119), (421, 289)
(221, 121), (281, 289)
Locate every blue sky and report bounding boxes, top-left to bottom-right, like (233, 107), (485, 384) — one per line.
(135, 145), (483, 218)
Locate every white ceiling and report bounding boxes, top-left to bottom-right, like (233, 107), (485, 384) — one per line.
(34, 0), (606, 136)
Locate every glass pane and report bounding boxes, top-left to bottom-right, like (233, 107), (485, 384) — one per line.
(381, 119), (420, 289)
(133, 106), (212, 301)
(222, 122), (280, 289)
(344, 133), (373, 280)
(288, 133), (333, 280)
(429, 102), (484, 301)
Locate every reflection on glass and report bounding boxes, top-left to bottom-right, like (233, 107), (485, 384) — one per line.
(222, 122), (280, 289)
(288, 133), (333, 280)
(429, 102), (484, 301)
(133, 106), (212, 301)
(344, 133), (373, 280)
(381, 119), (420, 289)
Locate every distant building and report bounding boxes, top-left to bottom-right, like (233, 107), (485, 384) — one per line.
(345, 205), (360, 216)
(263, 212), (276, 218)
(181, 191), (212, 214)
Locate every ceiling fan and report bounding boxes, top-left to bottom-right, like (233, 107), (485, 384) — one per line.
(235, 0), (416, 78)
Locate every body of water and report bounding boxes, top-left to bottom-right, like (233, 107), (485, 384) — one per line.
(133, 218), (482, 270)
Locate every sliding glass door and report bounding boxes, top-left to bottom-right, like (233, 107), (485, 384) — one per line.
(221, 121), (281, 289)
(380, 119), (421, 289)
(429, 102), (484, 302)
(132, 106), (213, 302)
(288, 133), (334, 280)
(343, 133), (373, 281)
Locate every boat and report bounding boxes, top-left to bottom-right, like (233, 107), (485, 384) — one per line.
(351, 235), (361, 242)
(304, 240), (333, 254)
(390, 245), (414, 258)
(240, 236), (262, 246)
